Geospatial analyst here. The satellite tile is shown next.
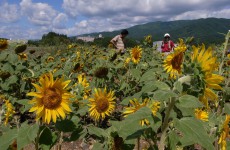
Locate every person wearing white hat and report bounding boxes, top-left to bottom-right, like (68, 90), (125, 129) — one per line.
(161, 33), (175, 53)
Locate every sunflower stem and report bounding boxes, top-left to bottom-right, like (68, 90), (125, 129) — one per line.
(137, 137), (140, 150)
(219, 30), (230, 75)
(35, 121), (41, 150)
(58, 131), (63, 150)
(159, 97), (176, 150)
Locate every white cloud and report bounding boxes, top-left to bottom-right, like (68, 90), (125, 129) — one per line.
(20, 0), (57, 26)
(1, 0), (230, 39)
(170, 9), (230, 20)
(53, 13), (68, 29)
(0, 1), (20, 23)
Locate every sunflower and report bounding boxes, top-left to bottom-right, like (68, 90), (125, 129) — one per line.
(149, 101), (161, 116)
(0, 39), (8, 51)
(27, 73), (72, 124)
(77, 73), (90, 99)
(4, 100), (15, 125)
(144, 35), (152, 44)
(191, 45), (224, 107)
(18, 53), (27, 60)
(163, 39), (187, 78)
(130, 46), (142, 64)
(123, 98), (151, 126)
(163, 50), (184, 78)
(76, 51), (81, 61)
(124, 57), (131, 68)
(174, 38), (187, 52)
(191, 45), (217, 73)
(218, 115), (230, 150)
(194, 108), (208, 122)
(88, 88), (115, 121)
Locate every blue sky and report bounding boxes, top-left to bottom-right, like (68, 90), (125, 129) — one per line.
(0, 0), (230, 39)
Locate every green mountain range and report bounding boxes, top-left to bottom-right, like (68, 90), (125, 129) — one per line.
(80, 18), (230, 44)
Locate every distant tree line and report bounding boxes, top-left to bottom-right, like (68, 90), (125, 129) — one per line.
(28, 32), (71, 46)
(28, 32), (139, 48)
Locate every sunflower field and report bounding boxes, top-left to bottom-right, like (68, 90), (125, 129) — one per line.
(0, 31), (230, 150)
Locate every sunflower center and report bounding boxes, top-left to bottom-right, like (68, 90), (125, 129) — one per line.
(96, 97), (109, 113)
(133, 51), (140, 59)
(171, 52), (183, 70)
(42, 88), (62, 109)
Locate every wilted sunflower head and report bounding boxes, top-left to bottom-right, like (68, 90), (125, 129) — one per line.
(0, 71), (11, 80)
(29, 49), (36, 54)
(0, 39), (8, 51)
(46, 56), (54, 62)
(130, 46), (142, 64)
(27, 72), (72, 124)
(94, 67), (109, 78)
(15, 44), (27, 54)
(72, 63), (83, 72)
(88, 88), (116, 121)
(61, 58), (66, 62)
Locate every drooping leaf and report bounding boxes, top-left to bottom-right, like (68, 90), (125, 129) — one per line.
(39, 126), (58, 150)
(17, 123), (39, 150)
(0, 128), (18, 150)
(174, 118), (214, 150)
(177, 95), (203, 108)
(153, 90), (177, 101)
(55, 119), (76, 132)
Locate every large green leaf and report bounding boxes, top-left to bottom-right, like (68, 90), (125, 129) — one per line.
(118, 107), (153, 139)
(141, 82), (157, 93)
(16, 99), (31, 113)
(92, 142), (104, 150)
(17, 123), (39, 150)
(153, 90), (177, 101)
(0, 128), (18, 150)
(0, 52), (8, 62)
(2, 63), (14, 73)
(6, 75), (18, 85)
(87, 126), (107, 139)
(140, 69), (156, 82)
(174, 118), (214, 150)
(154, 81), (170, 90)
(130, 69), (141, 80)
(55, 119), (77, 132)
(8, 53), (19, 64)
(39, 126), (58, 150)
(177, 95), (203, 108)
(173, 81), (183, 93)
(224, 103), (230, 114)
(168, 130), (179, 150)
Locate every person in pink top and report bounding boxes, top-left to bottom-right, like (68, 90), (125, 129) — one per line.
(161, 33), (175, 53)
